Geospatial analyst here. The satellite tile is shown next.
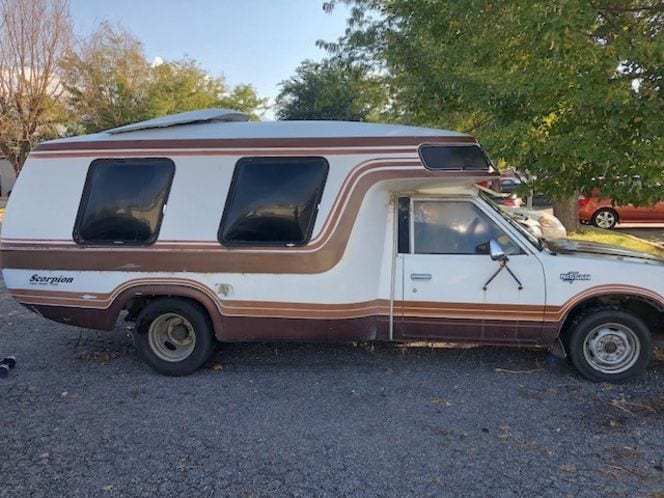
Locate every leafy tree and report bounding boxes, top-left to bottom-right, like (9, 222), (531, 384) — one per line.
(64, 23), (268, 133)
(275, 59), (388, 121)
(148, 58), (225, 117)
(220, 83), (269, 121)
(62, 22), (152, 134)
(0, 0), (71, 173)
(149, 61), (267, 120)
(323, 0), (664, 229)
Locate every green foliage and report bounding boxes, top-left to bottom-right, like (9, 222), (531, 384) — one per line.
(147, 59), (223, 117)
(275, 59), (388, 121)
(63, 23), (268, 133)
(62, 23), (153, 133)
(219, 84), (269, 121)
(323, 0), (664, 206)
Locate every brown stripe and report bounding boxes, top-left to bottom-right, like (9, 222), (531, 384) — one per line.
(33, 135), (478, 152)
(11, 281), (549, 321)
(30, 147), (421, 159)
(398, 316), (544, 343)
(9, 283), (661, 325)
(0, 164), (434, 273)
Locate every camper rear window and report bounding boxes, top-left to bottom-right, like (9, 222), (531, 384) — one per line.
(219, 157), (328, 246)
(74, 158), (175, 245)
(419, 145), (490, 171)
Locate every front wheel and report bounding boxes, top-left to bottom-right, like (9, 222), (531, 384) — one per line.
(566, 308), (651, 383)
(135, 298), (217, 376)
(591, 208), (618, 229)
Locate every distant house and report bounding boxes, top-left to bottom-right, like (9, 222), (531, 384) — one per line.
(0, 156), (16, 196)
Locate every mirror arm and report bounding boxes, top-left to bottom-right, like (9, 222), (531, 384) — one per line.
(482, 259), (524, 291)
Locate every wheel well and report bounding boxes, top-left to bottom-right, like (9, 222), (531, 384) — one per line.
(119, 290), (222, 338)
(559, 295), (663, 344)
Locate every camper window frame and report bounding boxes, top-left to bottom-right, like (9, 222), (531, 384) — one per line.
(418, 144), (493, 172)
(73, 157), (175, 246)
(218, 156), (329, 247)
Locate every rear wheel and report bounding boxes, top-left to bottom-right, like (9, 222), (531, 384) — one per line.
(566, 307), (651, 383)
(135, 298), (216, 376)
(591, 208), (618, 229)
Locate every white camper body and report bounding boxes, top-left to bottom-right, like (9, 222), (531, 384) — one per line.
(1, 110), (662, 380)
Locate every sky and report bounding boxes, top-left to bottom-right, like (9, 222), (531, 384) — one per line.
(68, 0), (352, 119)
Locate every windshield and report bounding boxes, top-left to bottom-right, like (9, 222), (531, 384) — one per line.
(478, 191), (543, 250)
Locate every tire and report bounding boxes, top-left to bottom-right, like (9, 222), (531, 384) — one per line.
(566, 307), (651, 383)
(135, 298), (216, 376)
(591, 208), (618, 229)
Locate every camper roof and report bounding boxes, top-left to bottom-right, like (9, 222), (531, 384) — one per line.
(42, 109), (473, 145)
(106, 109), (249, 134)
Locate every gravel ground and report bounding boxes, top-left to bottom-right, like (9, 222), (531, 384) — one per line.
(1, 278), (663, 497)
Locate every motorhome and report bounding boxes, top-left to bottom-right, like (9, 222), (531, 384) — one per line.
(1, 109), (662, 381)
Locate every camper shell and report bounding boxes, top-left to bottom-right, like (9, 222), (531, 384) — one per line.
(2, 109), (663, 381)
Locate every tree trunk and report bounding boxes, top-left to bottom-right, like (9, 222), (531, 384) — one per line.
(552, 195), (580, 233)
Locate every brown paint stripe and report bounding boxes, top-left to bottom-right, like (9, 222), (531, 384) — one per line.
(33, 135), (478, 152)
(9, 282), (662, 324)
(1, 157), (416, 251)
(30, 147), (422, 159)
(0, 165), (437, 272)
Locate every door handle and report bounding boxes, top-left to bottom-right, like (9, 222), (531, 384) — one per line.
(410, 273), (432, 280)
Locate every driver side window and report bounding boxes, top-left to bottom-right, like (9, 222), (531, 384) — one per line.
(413, 200), (522, 255)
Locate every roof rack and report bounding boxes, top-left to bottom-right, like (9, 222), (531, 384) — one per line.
(107, 109), (249, 134)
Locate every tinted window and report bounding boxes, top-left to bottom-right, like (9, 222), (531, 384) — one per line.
(74, 158), (175, 245)
(413, 201), (522, 255)
(419, 145), (490, 171)
(219, 157), (328, 245)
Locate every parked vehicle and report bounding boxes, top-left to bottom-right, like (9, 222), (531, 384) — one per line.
(1, 109), (662, 382)
(498, 171), (524, 194)
(476, 185), (523, 207)
(509, 207), (567, 239)
(579, 191), (664, 229)
(477, 187), (566, 239)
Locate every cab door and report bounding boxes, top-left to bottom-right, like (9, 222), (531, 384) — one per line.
(394, 197), (547, 344)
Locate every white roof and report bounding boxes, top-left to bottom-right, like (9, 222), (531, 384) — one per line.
(107, 109), (249, 134)
(44, 110), (471, 144)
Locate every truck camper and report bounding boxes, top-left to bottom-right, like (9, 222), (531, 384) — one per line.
(1, 109), (662, 381)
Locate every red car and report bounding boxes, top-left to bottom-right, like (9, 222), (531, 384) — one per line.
(579, 192), (664, 229)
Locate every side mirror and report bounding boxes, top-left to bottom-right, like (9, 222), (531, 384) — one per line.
(489, 239), (506, 261)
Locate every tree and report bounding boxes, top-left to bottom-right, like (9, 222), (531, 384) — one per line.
(148, 58), (226, 117)
(149, 60), (267, 120)
(63, 23), (268, 133)
(275, 59), (388, 121)
(0, 0), (71, 173)
(62, 22), (152, 134)
(323, 0), (664, 230)
(220, 83), (268, 121)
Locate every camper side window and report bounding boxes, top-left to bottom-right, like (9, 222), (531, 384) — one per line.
(219, 157), (328, 246)
(74, 158), (175, 245)
(419, 145), (491, 171)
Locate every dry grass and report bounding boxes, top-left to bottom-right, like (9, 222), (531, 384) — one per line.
(568, 227), (664, 259)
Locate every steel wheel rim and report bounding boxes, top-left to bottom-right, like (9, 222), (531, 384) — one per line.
(148, 313), (196, 362)
(582, 323), (640, 374)
(595, 211), (615, 228)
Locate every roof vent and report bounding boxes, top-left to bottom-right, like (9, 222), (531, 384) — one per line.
(107, 108), (249, 134)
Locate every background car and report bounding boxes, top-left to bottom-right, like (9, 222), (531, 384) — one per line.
(477, 186), (566, 239)
(579, 191), (664, 229)
(509, 207), (567, 239)
(498, 172), (523, 194)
